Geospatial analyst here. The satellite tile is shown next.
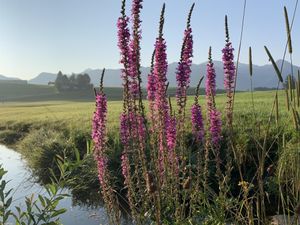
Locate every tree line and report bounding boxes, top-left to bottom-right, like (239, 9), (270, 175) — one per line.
(54, 71), (93, 92)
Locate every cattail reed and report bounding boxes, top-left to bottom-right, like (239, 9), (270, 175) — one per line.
(249, 47), (253, 77)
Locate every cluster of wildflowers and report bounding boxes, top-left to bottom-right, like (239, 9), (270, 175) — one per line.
(92, 1), (239, 224)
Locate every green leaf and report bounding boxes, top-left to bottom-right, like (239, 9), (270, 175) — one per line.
(51, 208), (67, 218)
(74, 148), (80, 163)
(5, 188), (13, 198)
(38, 195), (46, 208)
(6, 196), (12, 208)
(48, 184), (57, 196)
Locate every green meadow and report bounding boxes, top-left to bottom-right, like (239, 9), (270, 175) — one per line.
(0, 88), (298, 220)
(0, 90), (293, 132)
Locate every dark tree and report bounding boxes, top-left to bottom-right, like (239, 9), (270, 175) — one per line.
(54, 71), (93, 92)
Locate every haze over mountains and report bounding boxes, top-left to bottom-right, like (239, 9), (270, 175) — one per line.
(1, 60), (299, 90)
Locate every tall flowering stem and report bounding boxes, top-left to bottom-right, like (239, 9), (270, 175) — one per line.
(152, 3), (170, 178)
(92, 69), (120, 224)
(222, 15), (236, 128)
(204, 47), (222, 189)
(129, 0), (145, 116)
(166, 98), (179, 176)
(176, 3), (195, 145)
(205, 48), (222, 147)
(191, 77), (205, 195)
(147, 50), (156, 131)
(222, 16), (235, 193)
(191, 77), (205, 144)
(118, 1), (151, 222)
(117, 0), (131, 113)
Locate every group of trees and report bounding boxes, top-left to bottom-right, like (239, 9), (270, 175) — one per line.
(54, 71), (93, 92)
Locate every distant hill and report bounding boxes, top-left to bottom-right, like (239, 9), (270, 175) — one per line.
(81, 60), (299, 91)
(28, 72), (57, 85)
(0, 60), (297, 90)
(0, 74), (21, 80)
(0, 83), (57, 101)
(0, 84), (226, 102)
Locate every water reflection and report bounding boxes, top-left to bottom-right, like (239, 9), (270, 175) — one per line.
(0, 145), (131, 225)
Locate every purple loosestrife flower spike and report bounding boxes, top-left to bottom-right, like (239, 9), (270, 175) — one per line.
(147, 50), (156, 102)
(191, 77), (205, 144)
(96, 156), (108, 187)
(191, 104), (205, 143)
(166, 113), (179, 175)
(92, 70), (121, 224)
(92, 69), (108, 184)
(121, 153), (130, 184)
(120, 113), (130, 146)
(152, 3), (169, 176)
(92, 79), (107, 156)
(205, 48), (222, 147)
(222, 15), (236, 126)
(176, 4), (194, 115)
(117, 0), (131, 112)
(205, 47), (216, 109)
(147, 50), (156, 130)
(209, 109), (222, 147)
(128, 0), (143, 100)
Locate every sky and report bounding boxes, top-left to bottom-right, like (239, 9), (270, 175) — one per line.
(0, 0), (299, 80)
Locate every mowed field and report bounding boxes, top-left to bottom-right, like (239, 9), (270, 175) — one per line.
(0, 90), (294, 134)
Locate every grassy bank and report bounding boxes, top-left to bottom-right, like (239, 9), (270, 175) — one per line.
(0, 90), (297, 208)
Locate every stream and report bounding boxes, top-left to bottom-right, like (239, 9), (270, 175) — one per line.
(0, 144), (125, 225)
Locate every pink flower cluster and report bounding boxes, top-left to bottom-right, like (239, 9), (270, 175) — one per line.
(176, 28), (193, 108)
(208, 109), (222, 146)
(191, 103), (205, 143)
(92, 93), (107, 155)
(92, 92), (109, 190)
(222, 42), (235, 92)
(205, 49), (222, 147)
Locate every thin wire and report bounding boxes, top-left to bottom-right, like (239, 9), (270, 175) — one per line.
(231, 0), (247, 114)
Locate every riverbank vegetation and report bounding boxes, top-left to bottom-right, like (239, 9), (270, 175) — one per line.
(0, 0), (300, 224)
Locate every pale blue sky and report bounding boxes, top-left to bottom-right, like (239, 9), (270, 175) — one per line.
(0, 0), (299, 79)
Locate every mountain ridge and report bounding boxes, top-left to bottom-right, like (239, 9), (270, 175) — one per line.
(4, 60), (300, 90)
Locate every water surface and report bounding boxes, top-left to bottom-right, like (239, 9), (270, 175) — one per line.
(0, 144), (110, 225)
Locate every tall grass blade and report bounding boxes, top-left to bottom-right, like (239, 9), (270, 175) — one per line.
(284, 6), (293, 54)
(249, 46), (253, 76)
(264, 46), (283, 83)
(275, 93), (279, 126)
(292, 108), (299, 130)
(297, 70), (300, 107)
(285, 89), (290, 111)
(288, 74), (293, 101)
